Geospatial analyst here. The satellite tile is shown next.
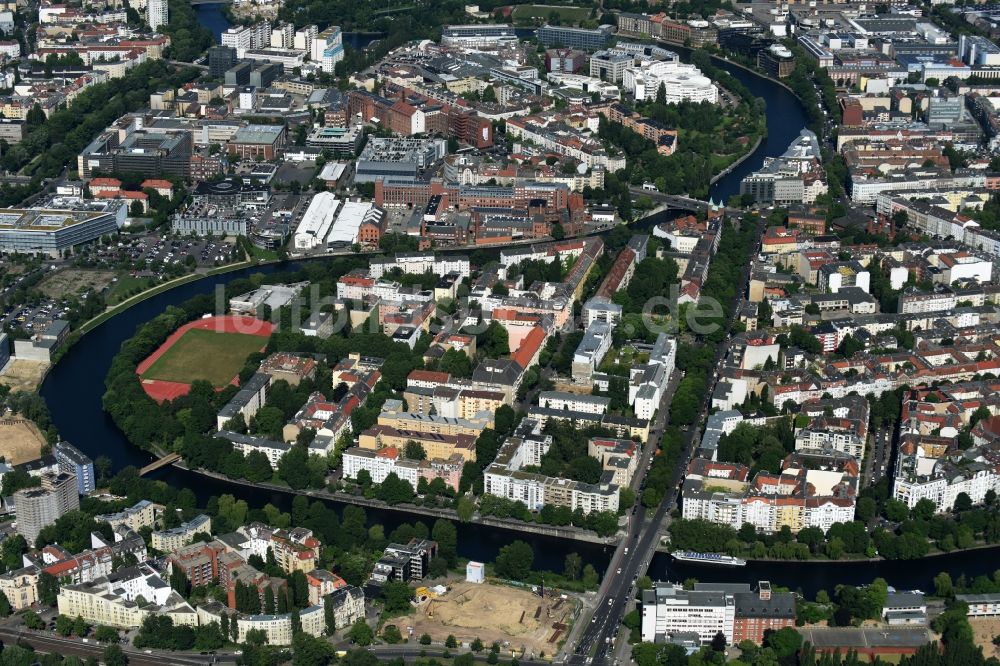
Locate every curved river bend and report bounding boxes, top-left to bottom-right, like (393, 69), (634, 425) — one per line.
(43, 19), (990, 591)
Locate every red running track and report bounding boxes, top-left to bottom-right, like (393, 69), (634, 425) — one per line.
(136, 315), (273, 404)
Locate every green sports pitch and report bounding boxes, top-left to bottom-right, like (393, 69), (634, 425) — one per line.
(140, 328), (266, 387)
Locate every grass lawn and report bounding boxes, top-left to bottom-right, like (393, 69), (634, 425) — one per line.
(141, 328), (265, 387)
(512, 3), (592, 22)
(106, 274), (156, 305)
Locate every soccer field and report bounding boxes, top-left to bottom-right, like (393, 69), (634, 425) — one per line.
(140, 328), (265, 387)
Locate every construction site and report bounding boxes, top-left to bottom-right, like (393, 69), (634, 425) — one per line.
(405, 581), (579, 658)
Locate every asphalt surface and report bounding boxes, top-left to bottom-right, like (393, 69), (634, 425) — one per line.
(568, 214), (766, 665)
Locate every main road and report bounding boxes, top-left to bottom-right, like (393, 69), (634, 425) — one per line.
(568, 212), (766, 665)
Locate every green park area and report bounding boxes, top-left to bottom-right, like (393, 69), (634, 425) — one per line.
(511, 4), (592, 23)
(141, 328), (265, 387)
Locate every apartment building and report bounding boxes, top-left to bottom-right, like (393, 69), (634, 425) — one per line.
(483, 420), (621, 514)
(538, 391), (610, 415)
(370, 539), (437, 583)
(681, 452), (858, 534)
(151, 514), (212, 552)
(0, 565), (39, 610)
(216, 372), (272, 430)
(342, 445), (464, 492)
(15, 472), (79, 544)
(572, 320), (613, 382)
(52, 441), (94, 495)
(57, 566), (197, 629)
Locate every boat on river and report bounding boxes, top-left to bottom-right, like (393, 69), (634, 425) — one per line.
(671, 550), (747, 567)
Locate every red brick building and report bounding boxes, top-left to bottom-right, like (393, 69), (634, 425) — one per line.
(732, 582), (796, 644)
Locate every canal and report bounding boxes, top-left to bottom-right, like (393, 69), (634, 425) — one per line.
(45, 12), (991, 591)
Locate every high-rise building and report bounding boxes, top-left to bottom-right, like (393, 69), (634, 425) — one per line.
(208, 45), (237, 78)
(311, 26), (344, 73)
(15, 472), (79, 544)
(147, 0), (167, 32)
(53, 441), (94, 495)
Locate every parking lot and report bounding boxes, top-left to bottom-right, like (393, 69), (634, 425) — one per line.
(3, 297), (72, 334)
(84, 233), (239, 270)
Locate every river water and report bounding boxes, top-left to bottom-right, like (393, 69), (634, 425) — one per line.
(42, 10), (999, 590)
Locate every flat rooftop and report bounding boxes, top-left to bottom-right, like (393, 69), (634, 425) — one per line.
(0, 208), (108, 231)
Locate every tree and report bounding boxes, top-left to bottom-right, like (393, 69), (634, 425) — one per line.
(347, 619), (373, 646)
(0, 592), (10, 618)
(170, 567), (190, 598)
(471, 637), (485, 652)
(376, 472), (415, 505)
(856, 497), (877, 522)
(404, 440), (427, 461)
(764, 626), (802, 657)
(884, 498), (909, 522)
(324, 594), (336, 635)
(94, 455), (113, 482)
(95, 625), (119, 643)
(244, 450), (274, 482)
(479, 321), (509, 358)
(245, 628), (268, 646)
(494, 404), (517, 436)
(564, 552), (582, 581)
(420, 633), (432, 645)
(56, 614), (74, 636)
(457, 496), (475, 522)
(74, 615), (89, 637)
(23, 610), (44, 629)
(710, 631), (726, 652)
(382, 624), (403, 644)
(495, 540), (534, 580)
(934, 571), (954, 598)
(38, 571), (59, 606)
(913, 498), (937, 520)
(582, 564), (598, 588)
(381, 581), (413, 613)
(432, 519), (458, 567)
(954, 492), (973, 513)
(445, 634), (458, 648)
(103, 645), (128, 666)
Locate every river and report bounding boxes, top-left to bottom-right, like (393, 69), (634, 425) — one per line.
(43, 11), (998, 592)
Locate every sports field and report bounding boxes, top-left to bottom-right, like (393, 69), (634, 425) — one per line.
(140, 328), (265, 387)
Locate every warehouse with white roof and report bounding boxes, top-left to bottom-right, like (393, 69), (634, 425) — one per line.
(293, 193), (341, 250)
(327, 201), (383, 247)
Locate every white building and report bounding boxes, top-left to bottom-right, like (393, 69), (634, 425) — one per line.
(294, 25), (318, 52)
(369, 253), (471, 279)
(483, 420), (620, 514)
(624, 60), (718, 104)
(572, 320), (613, 382)
(57, 566), (197, 629)
(441, 24), (518, 50)
(221, 23), (270, 59)
(342, 447), (405, 485)
(641, 582), (735, 643)
(627, 333), (676, 420)
(538, 391), (610, 415)
(311, 26), (344, 73)
(294, 193), (341, 250)
(150, 515), (211, 552)
(893, 448), (1000, 513)
(217, 431), (291, 469)
(146, 0), (167, 32)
